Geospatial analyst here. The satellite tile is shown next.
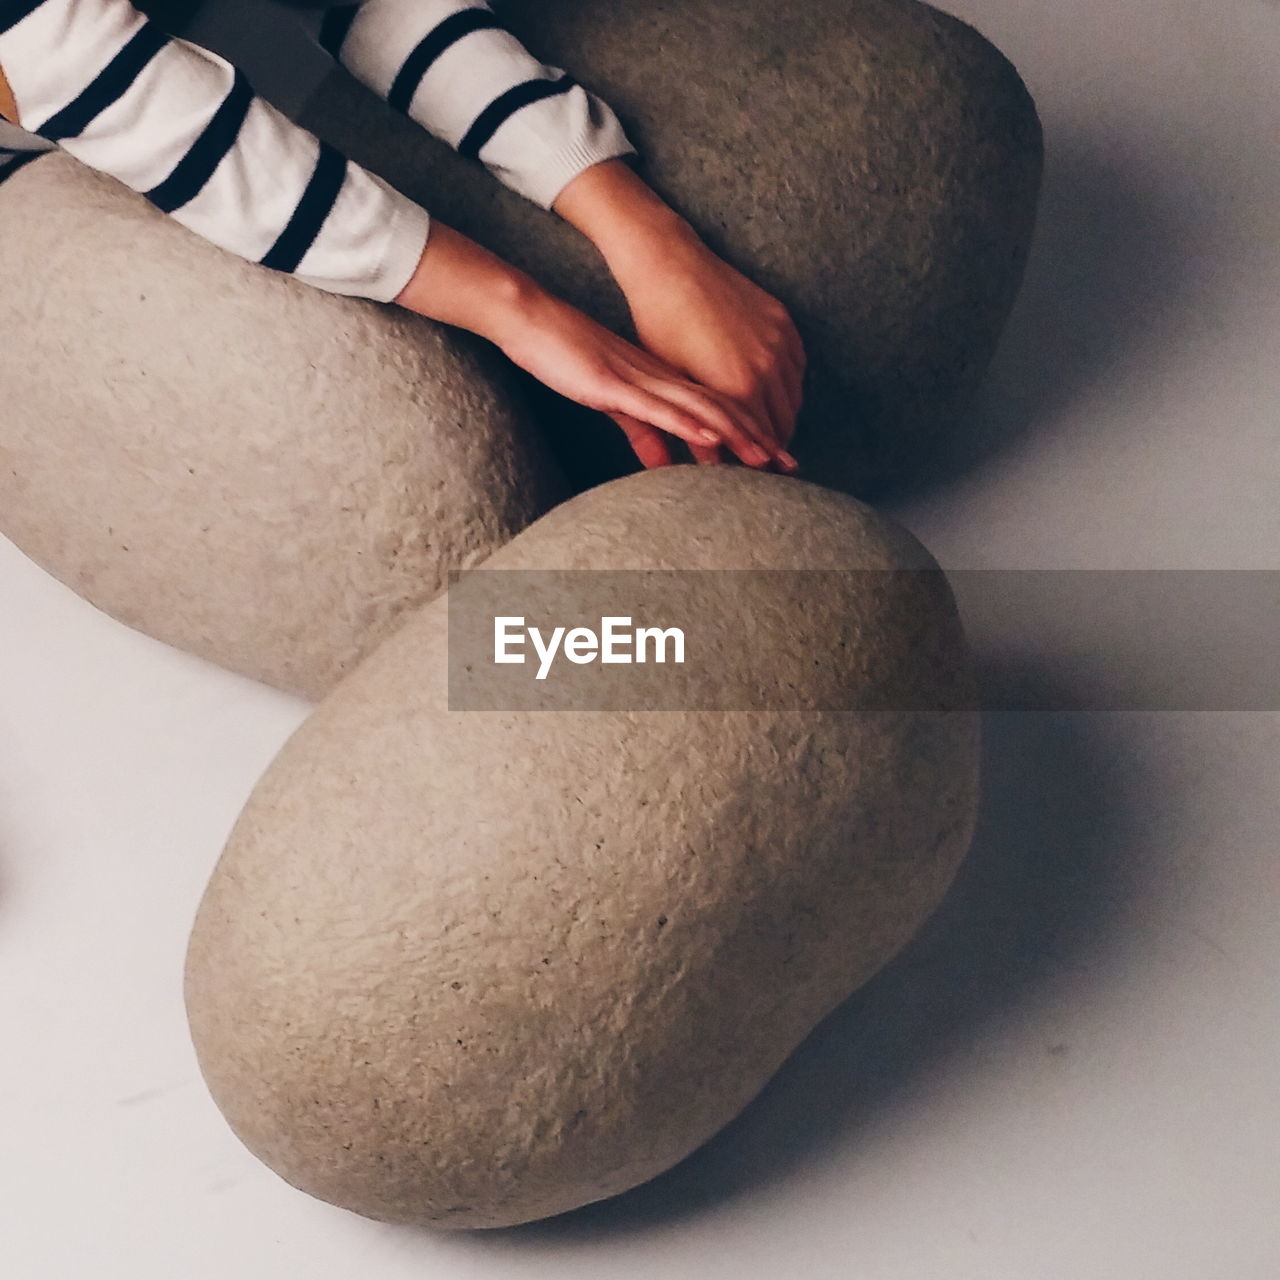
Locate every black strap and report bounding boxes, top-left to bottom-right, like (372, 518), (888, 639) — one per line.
(260, 142), (347, 275)
(0, 0), (46, 39)
(458, 74), (576, 160)
(145, 69), (254, 213)
(38, 21), (169, 144)
(387, 8), (503, 115)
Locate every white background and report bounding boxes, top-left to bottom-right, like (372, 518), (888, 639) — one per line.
(3, 1), (1279, 1275)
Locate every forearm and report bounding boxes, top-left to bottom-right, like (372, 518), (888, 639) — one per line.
(0, 0), (428, 300)
(325, 0), (635, 210)
(552, 155), (699, 274)
(393, 218), (537, 341)
(393, 162), (687, 340)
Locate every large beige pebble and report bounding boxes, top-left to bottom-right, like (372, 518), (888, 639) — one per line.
(302, 0), (1043, 494)
(0, 154), (563, 698)
(184, 466), (980, 1229)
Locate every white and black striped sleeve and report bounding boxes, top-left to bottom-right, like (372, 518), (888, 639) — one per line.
(316, 0), (636, 211)
(0, 0), (430, 301)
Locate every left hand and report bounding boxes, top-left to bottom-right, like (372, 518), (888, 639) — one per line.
(608, 226), (806, 467)
(554, 159), (806, 469)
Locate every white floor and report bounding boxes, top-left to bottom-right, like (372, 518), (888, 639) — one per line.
(3, 2), (1278, 1277)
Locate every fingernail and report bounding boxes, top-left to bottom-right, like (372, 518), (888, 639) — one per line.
(700, 430), (720, 445)
(779, 451), (799, 471)
(751, 447), (771, 465)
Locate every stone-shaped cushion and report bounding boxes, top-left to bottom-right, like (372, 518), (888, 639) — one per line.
(184, 465), (979, 1229)
(299, 0), (1043, 494)
(0, 154), (563, 698)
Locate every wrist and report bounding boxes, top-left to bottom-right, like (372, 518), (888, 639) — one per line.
(554, 158), (699, 271)
(394, 221), (544, 344)
(479, 269), (560, 353)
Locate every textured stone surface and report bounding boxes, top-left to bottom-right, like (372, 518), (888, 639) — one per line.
(184, 466), (980, 1229)
(0, 154), (563, 698)
(300, 0), (1043, 495)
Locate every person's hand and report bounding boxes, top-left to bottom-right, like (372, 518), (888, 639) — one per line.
(492, 283), (803, 470)
(610, 231), (806, 466)
(395, 221), (793, 471)
(554, 159), (806, 467)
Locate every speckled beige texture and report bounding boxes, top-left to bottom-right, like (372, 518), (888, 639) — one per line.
(300, 0), (1042, 494)
(0, 154), (563, 698)
(184, 466), (980, 1229)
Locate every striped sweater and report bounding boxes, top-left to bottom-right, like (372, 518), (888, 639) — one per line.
(0, 0), (635, 300)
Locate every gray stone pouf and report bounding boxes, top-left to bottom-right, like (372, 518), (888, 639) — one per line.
(301, 0), (1043, 495)
(185, 466), (980, 1229)
(0, 154), (563, 698)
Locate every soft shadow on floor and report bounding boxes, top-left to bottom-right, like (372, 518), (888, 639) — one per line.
(892, 127), (1212, 499)
(461, 659), (1143, 1244)
(0, 804), (16, 927)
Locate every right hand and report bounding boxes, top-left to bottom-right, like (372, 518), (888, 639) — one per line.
(490, 285), (798, 472)
(395, 222), (796, 472)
